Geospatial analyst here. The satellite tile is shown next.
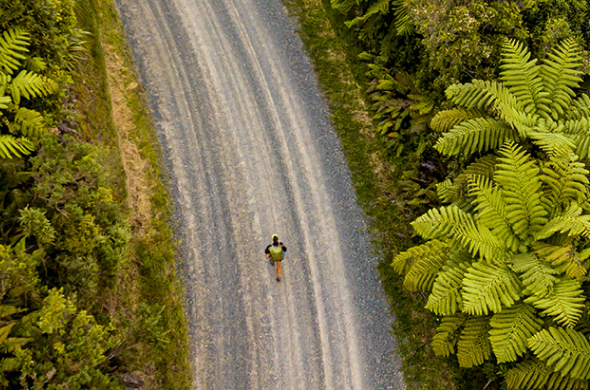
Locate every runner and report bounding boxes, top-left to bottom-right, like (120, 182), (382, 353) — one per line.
(265, 234), (287, 282)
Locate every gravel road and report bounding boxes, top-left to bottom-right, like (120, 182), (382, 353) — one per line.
(114, 0), (405, 388)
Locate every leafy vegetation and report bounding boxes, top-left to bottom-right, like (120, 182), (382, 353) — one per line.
(0, 0), (190, 388)
(394, 38), (590, 389)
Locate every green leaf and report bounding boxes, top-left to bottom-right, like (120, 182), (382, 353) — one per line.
(462, 261), (522, 315)
(457, 317), (492, 368)
(432, 314), (466, 357)
(524, 278), (585, 328)
(489, 303), (543, 363)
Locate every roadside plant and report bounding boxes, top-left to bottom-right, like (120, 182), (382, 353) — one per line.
(393, 38), (590, 389)
(0, 27), (58, 159)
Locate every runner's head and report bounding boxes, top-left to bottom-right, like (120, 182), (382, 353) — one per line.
(272, 234), (279, 244)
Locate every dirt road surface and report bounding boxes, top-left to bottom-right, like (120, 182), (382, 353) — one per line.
(114, 0), (405, 388)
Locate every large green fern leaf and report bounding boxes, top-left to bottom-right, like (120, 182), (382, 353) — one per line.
(411, 204), (473, 240)
(462, 261), (522, 315)
(511, 252), (560, 298)
(540, 153), (589, 205)
(430, 107), (486, 133)
(392, 239), (447, 274)
(494, 142), (548, 240)
(489, 303), (543, 363)
(393, 0), (413, 36)
(434, 117), (518, 156)
(500, 38), (544, 115)
(425, 253), (472, 315)
(10, 69), (57, 105)
(403, 241), (451, 292)
(528, 327), (590, 380)
(10, 107), (45, 138)
(524, 278), (585, 328)
(0, 27), (29, 75)
(0, 135), (34, 159)
(469, 175), (520, 252)
(457, 317), (492, 368)
(562, 117), (590, 159)
(506, 357), (554, 390)
(432, 314), (466, 357)
(540, 38), (584, 118)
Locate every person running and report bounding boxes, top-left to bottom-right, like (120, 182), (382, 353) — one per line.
(265, 234), (287, 282)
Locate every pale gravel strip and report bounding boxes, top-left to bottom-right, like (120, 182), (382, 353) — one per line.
(114, 0), (405, 389)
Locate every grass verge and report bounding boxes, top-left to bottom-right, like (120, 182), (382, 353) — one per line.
(281, 0), (491, 388)
(74, 0), (191, 388)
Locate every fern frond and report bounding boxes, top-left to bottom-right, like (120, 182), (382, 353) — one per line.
(330, 0), (358, 13)
(540, 38), (584, 118)
(345, 0), (390, 28)
(455, 218), (506, 261)
(524, 278), (585, 328)
(403, 241), (451, 292)
(426, 254), (472, 315)
(494, 142), (548, 240)
(500, 38), (544, 115)
(462, 261), (522, 315)
(436, 179), (456, 204)
(528, 327), (590, 380)
(541, 153), (589, 205)
(445, 80), (535, 136)
(392, 239), (447, 274)
(0, 135), (34, 159)
(431, 108), (486, 133)
(411, 204), (473, 240)
(23, 56), (47, 72)
(447, 155), (499, 203)
(506, 357), (553, 390)
(434, 117), (518, 156)
(432, 314), (467, 357)
(393, 0), (413, 36)
(0, 94), (10, 109)
(545, 374), (589, 390)
(534, 241), (587, 279)
(457, 317), (492, 368)
(529, 130), (577, 156)
(11, 107), (45, 138)
(10, 70), (57, 105)
(511, 252), (560, 298)
(0, 357), (19, 372)
(469, 175), (520, 252)
(571, 94), (590, 120)
(489, 303), (543, 363)
(561, 117), (590, 159)
(536, 203), (590, 240)
(0, 27), (29, 74)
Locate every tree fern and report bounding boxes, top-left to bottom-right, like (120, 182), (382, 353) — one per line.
(0, 27), (29, 75)
(536, 203), (590, 241)
(457, 317), (492, 368)
(462, 261), (522, 315)
(392, 239), (448, 274)
(489, 303), (543, 363)
(524, 278), (585, 328)
(528, 327), (590, 380)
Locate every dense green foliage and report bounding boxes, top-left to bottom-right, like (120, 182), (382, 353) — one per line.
(393, 38), (590, 388)
(0, 0), (190, 388)
(332, 0), (590, 212)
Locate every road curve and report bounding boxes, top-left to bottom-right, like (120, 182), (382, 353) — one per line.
(113, 1), (405, 389)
